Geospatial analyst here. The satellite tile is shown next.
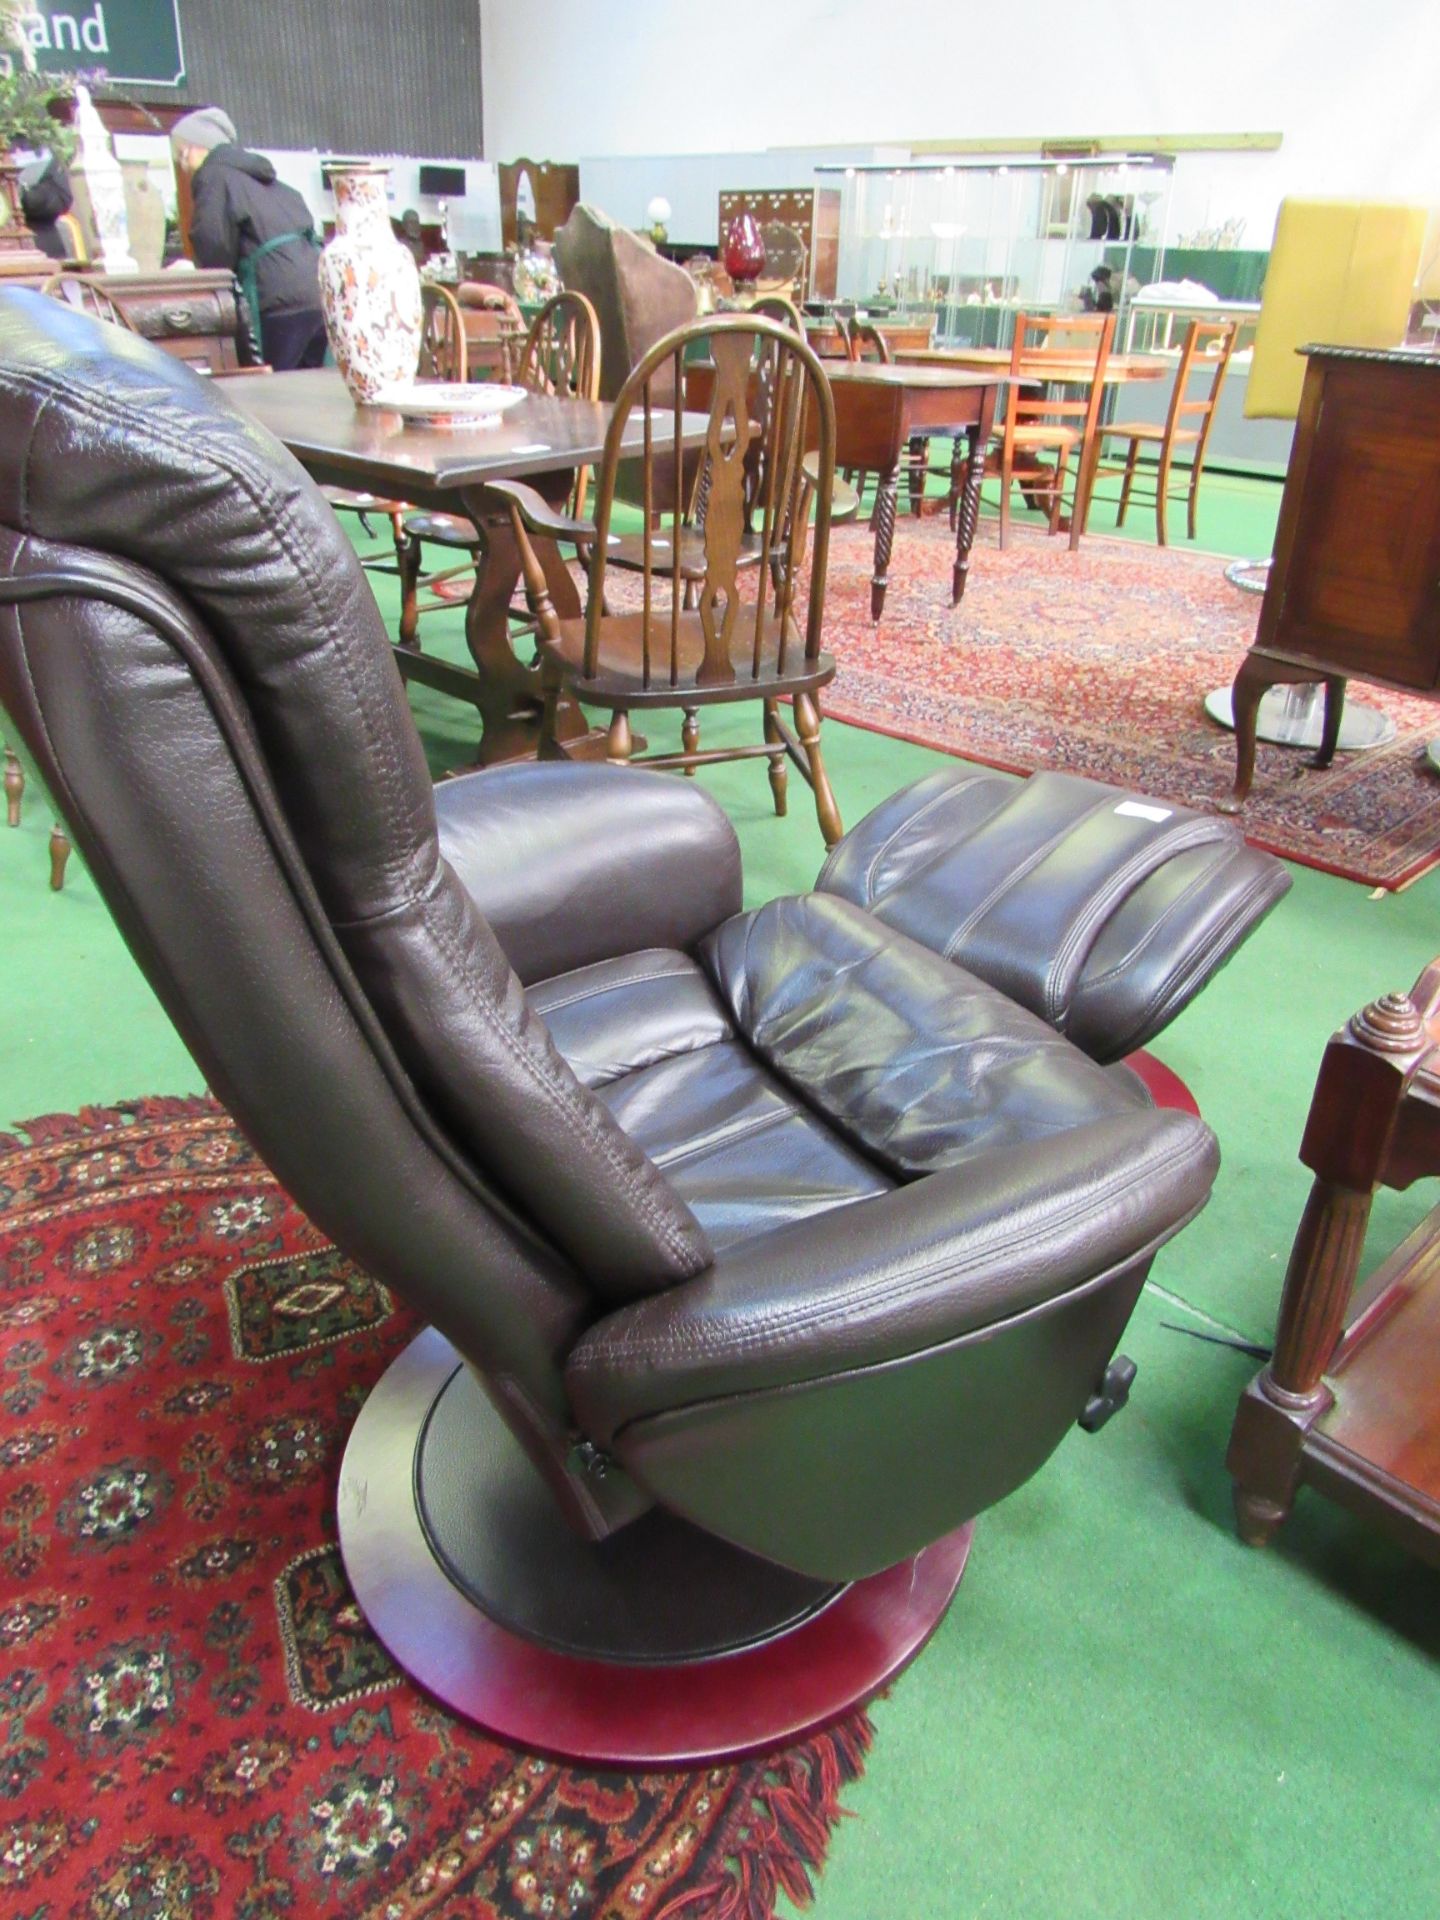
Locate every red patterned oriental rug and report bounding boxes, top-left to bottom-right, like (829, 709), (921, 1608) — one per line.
(815, 517), (1440, 890)
(0, 1098), (871, 1920)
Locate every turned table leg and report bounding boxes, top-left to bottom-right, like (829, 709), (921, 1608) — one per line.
(951, 425), (987, 608)
(869, 463), (900, 623)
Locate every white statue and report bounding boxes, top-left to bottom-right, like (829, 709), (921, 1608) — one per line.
(73, 83), (137, 274)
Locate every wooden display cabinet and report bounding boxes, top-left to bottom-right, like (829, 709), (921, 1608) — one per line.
(1227, 345), (1440, 807)
(718, 187), (841, 301)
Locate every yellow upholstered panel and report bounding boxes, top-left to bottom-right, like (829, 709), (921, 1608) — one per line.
(1245, 199), (1427, 420)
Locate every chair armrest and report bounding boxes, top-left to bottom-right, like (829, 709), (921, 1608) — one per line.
(434, 761), (743, 985)
(801, 451), (860, 523)
(484, 477), (599, 545)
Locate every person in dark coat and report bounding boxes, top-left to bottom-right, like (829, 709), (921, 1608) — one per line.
(19, 154), (76, 261)
(169, 106), (327, 371)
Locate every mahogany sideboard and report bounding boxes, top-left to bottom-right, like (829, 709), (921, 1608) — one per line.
(1227, 345), (1440, 807)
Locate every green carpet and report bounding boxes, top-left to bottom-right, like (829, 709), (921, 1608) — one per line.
(3, 476), (1438, 1919)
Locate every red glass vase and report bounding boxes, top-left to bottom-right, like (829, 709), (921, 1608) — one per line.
(722, 211), (767, 285)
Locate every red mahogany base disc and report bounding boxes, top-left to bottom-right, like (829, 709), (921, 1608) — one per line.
(338, 1328), (973, 1766)
(1122, 1047), (1200, 1117)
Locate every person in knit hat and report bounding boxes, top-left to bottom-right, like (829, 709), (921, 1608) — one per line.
(170, 106), (326, 370)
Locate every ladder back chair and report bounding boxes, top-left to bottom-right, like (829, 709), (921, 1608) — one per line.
(492, 314), (845, 844)
(1094, 318), (1239, 545)
(987, 311), (1116, 550)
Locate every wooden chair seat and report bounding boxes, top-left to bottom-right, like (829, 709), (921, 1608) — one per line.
(327, 485), (414, 517)
(1102, 421), (1200, 445)
(549, 609), (834, 706)
(1008, 423), (1081, 449)
(1092, 319), (1239, 545)
(402, 510), (480, 548)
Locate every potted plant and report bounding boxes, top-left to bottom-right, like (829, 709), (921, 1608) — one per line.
(0, 2), (79, 240)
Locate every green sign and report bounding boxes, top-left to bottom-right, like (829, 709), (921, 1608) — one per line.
(9, 2), (186, 87)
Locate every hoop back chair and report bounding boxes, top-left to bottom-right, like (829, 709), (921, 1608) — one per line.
(1094, 318), (1239, 545)
(332, 291), (473, 643)
(513, 288), (601, 517)
(399, 290), (604, 641)
(988, 311), (1116, 550)
(0, 287), (1227, 1757)
(417, 281), (469, 383)
(40, 269), (134, 331)
(749, 292), (806, 334)
(494, 314), (845, 844)
(596, 294), (860, 726)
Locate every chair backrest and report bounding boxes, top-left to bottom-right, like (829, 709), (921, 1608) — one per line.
(1162, 317), (1239, 463)
(1005, 310), (1116, 444)
(842, 317), (892, 364)
(515, 290), (601, 515)
(455, 281), (524, 381)
(1246, 198), (1427, 420)
(516, 289), (600, 401)
(553, 204), (698, 403)
(417, 281), (467, 382)
(40, 269), (133, 331)
(581, 314), (836, 687)
(0, 290), (715, 1493)
(748, 292), (805, 335)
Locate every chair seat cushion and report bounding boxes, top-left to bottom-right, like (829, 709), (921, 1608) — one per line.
(530, 950), (891, 1251)
(701, 893), (1146, 1180)
(527, 949), (733, 1089)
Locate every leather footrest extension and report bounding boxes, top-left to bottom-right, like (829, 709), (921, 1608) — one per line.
(818, 768), (1290, 1062)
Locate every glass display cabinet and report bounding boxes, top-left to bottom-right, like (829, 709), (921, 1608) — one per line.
(820, 157), (1175, 348)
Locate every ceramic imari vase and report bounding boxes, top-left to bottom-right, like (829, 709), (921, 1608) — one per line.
(318, 162), (422, 403)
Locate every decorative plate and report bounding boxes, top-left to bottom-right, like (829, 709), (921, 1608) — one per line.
(368, 383), (529, 428)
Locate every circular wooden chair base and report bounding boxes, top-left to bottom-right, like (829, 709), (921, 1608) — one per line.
(339, 1328), (973, 1765)
(1123, 1047), (1199, 1116)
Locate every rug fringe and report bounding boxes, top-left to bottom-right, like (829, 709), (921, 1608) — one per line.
(654, 1711), (874, 1920)
(2, 1091), (219, 1150)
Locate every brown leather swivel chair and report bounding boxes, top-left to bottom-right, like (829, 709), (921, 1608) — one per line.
(0, 291), (1241, 1761)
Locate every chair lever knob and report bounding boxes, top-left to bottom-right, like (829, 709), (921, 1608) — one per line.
(1079, 1354), (1137, 1432)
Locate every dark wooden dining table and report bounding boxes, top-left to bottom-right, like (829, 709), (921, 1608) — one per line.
(686, 358), (1007, 621)
(217, 368), (712, 764)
